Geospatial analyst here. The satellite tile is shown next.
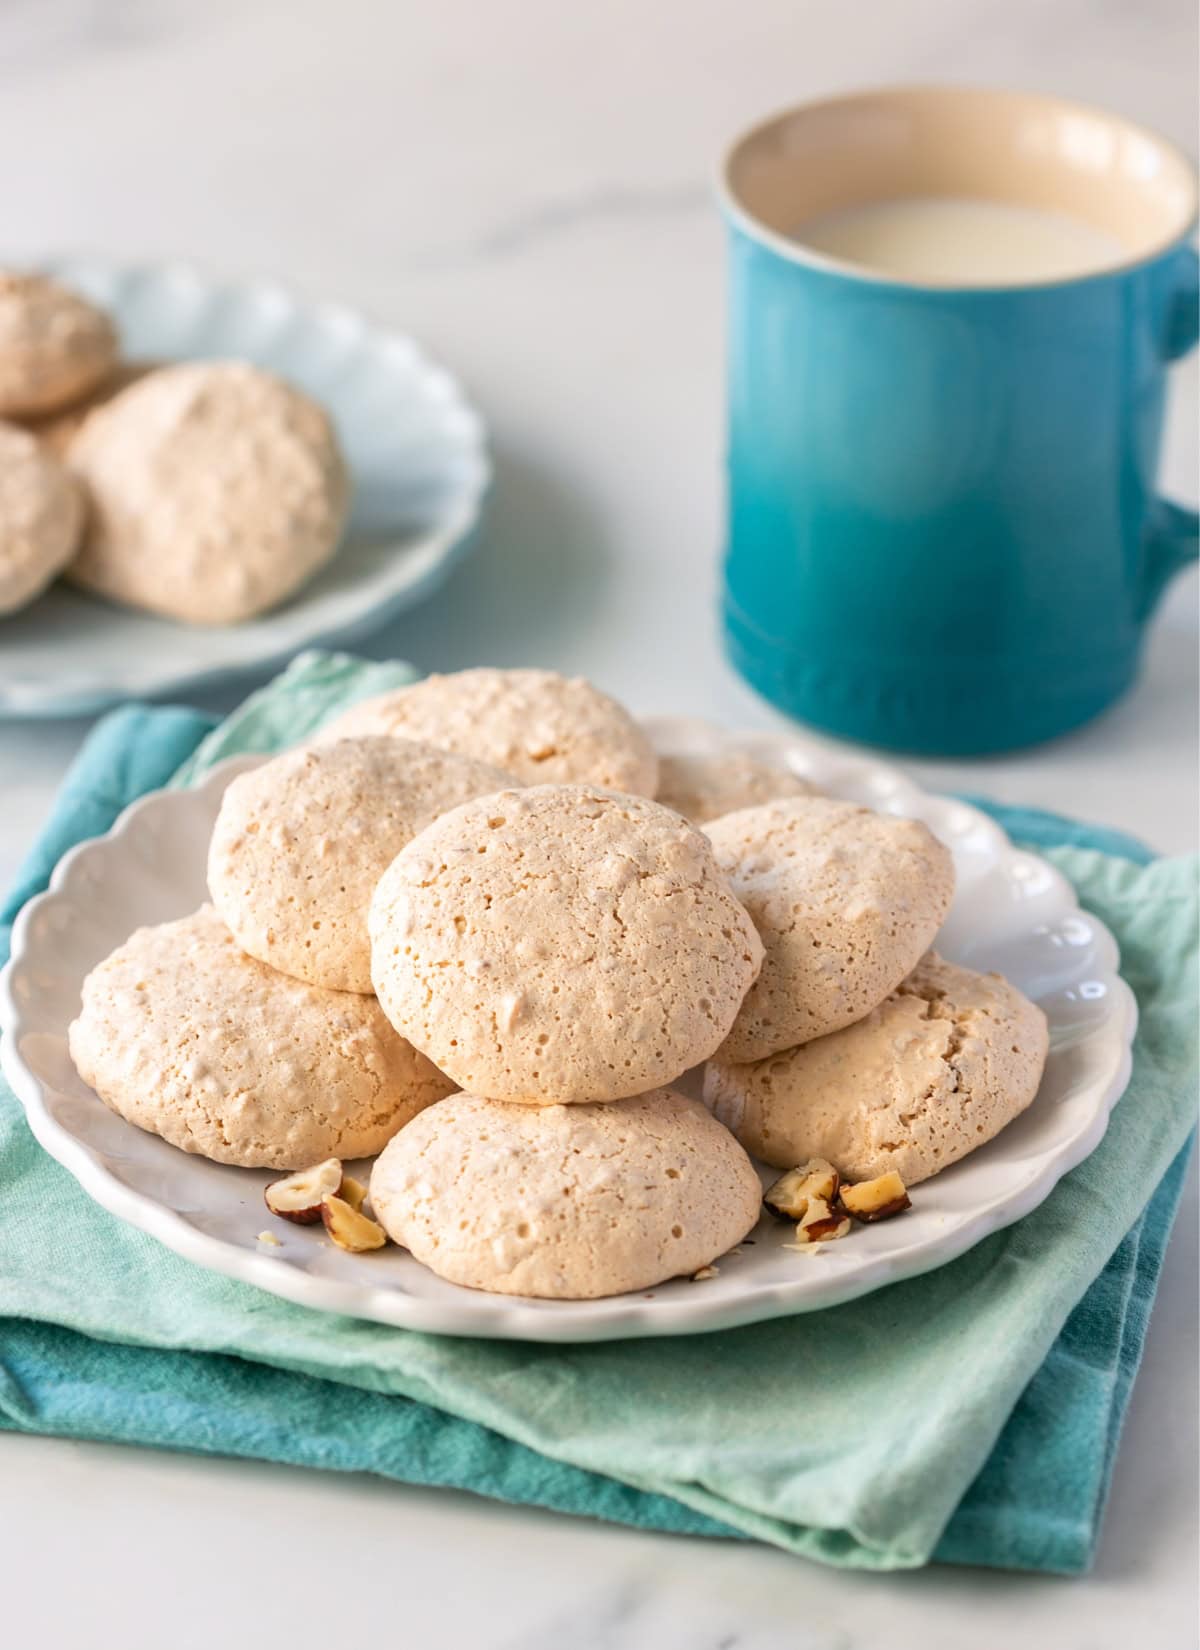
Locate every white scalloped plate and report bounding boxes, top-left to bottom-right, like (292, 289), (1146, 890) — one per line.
(0, 259), (489, 718)
(0, 719), (1137, 1341)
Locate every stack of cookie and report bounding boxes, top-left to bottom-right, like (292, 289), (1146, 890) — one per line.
(0, 269), (349, 623)
(70, 733), (515, 1171)
(700, 797), (1048, 1189)
(69, 665), (1049, 1302)
(364, 778), (767, 1297)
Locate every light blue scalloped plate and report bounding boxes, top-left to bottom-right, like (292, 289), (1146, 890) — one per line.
(0, 258), (490, 719)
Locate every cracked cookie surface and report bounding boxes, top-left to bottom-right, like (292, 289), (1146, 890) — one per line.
(208, 736), (514, 993)
(656, 751), (818, 825)
(368, 784), (763, 1103)
(706, 795), (955, 1061)
(317, 667), (659, 794)
(369, 1087), (762, 1297)
(68, 905), (454, 1168)
(705, 951), (1048, 1184)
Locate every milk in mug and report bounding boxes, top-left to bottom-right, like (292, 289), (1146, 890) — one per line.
(792, 197), (1127, 284)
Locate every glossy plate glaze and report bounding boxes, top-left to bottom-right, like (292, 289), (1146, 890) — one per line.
(0, 259), (489, 718)
(0, 719), (1137, 1341)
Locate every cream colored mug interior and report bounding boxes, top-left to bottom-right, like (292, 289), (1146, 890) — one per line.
(723, 86), (1198, 284)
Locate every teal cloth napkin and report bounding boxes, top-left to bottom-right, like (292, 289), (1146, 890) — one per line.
(1, 652), (1195, 1574)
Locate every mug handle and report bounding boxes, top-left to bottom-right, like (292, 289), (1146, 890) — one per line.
(1141, 244), (1199, 620)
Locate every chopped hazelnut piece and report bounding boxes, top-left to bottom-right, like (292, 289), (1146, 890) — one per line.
(256, 1230), (281, 1247)
(340, 1175), (368, 1214)
(321, 1194), (388, 1253)
(764, 1158), (840, 1222)
(264, 1158), (343, 1224)
(837, 1171), (912, 1223)
(691, 1265), (719, 1281)
(794, 1195), (851, 1244)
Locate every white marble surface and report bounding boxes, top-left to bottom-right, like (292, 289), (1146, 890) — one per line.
(0, 1), (1196, 1644)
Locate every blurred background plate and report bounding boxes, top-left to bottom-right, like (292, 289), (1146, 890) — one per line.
(0, 257), (490, 720)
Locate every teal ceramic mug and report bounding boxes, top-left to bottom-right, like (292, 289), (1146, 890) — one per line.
(718, 87), (1198, 755)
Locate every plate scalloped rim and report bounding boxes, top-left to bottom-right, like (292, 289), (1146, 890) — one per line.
(0, 719), (1138, 1342)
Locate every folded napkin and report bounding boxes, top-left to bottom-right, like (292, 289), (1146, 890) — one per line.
(0, 651), (1195, 1574)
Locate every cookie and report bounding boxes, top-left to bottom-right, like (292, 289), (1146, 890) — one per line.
(370, 1087), (762, 1298)
(208, 737), (514, 993)
(66, 361), (350, 624)
(68, 906), (454, 1169)
(317, 668), (658, 794)
(23, 360), (156, 458)
(369, 784), (763, 1103)
(0, 271), (118, 417)
(706, 795), (955, 1062)
(656, 750), (818, 825)
(705, 951), (1048, 1184)
(0, 422), (83, 615)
